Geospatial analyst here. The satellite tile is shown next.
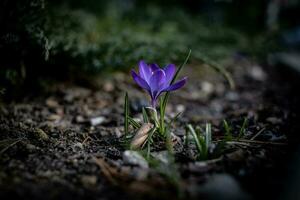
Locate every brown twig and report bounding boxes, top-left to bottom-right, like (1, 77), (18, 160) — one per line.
(227, 139), (287, 146)
(250, 128), (266, 140)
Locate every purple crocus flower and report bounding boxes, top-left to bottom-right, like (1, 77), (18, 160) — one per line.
(131, 60), (187, 107)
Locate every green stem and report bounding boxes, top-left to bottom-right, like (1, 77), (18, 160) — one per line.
(124, 92), (129, 135)
(160, 50), (192, 135)
(159, 97), (165, 135)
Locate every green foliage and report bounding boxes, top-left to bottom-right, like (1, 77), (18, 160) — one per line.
(223, 119), (233, 141)
(237, 118), (248, 140)
(124, 92), (129, 135)
(160, 50), (191, 135)
(0, 0), (275, 92)
(222, 118), (249, 141)
(0, 0), (47, 89)
(186, 124), (212, 160)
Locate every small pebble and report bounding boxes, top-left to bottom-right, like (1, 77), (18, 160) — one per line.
(90, 116), (106, 126)
(81, 175), (97, 187)
(34, 128), (49, 141)
(73, 142), (84, 151)
(123, 150), (149, 169)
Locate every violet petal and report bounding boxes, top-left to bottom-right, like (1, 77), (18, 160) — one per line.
(149, 69), (166, 98)
(139, 60), (151, 82)
(131, 70), (151, 91)
(163, 77), (187, 92)
(164, 64), (176, 85)
(150, 63), (160, 72)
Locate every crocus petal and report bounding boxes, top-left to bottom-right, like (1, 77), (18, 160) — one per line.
(131, 70), (151, 91)
(150, 63), (160, 72)
(163, 77), (187, 92)
(139, 60), (152, 82)
(149, 69), (166, 99)
(164, 64), (176, 85)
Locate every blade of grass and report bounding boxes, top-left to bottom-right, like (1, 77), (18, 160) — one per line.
(146, 127), (157, 159)
(128, 116), (141, 129)
(160, 50), (192, 135)
(165, 125), (173, 154)
(195, 52), (235, 89)
(142, 107), (149, 123)
(205, 123), (212, 148)
(187, 124), (202, 156)
(223, 119), (232, 141)
(0, 139), (22, 155)
(159, 97), (165, 135)
(237, 118), (248, 140)
(184, 126), (189, 147)
(168, 112), (182, 126)
(124, 92), (129, 135)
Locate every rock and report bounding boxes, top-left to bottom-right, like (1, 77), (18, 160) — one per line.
(266, 117), (282, 124)
(75, 115), (85, 123)
(26, 144), (38, 152)
(48, 114), (61, 121)
(190, 174), (250, 200)
(248, 65), (266, 81)
(46, 98), (59, 108)
(81, 175), (97, 187)
(201, 81), (214, 95)
(269, 52), (300, 73)
(225, 91), (239, 101)
(131, 168), (148, 180)
(73, 142), (84, 151)
(123, 150), (149, 169)
(176, 104), (186, 113)
(103, 81), (114, 92)
(90, 116), (106, 126)
(151, 151), (169, 164)
(114, 127), (123, 138)
(33, 128), (49, 141)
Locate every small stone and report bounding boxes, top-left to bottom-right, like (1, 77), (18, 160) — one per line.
(76, 115), (85, 123)
(81, 175), (97, 187)
(266, 117), (282, 124)
(225, 91), (239, 101)
(201, 81), (214, 94)
(151, 151), (169, 164)
(123, 150), (149, 169)
(131, 168), (148, 180)
(34, 128), (49, 141)
(115, 127), (123, 138)
(176, 104), (186, 113)
(26, 144), (38, 151)
(196, 174), (250, 200)
(48, 114), (61, 121)
(249, 65), (266, 81)
(46, 98), (59, 108)
(73, 142), (84, 151)
(103, 81), (114, 92)
(90, 116), (106, 126)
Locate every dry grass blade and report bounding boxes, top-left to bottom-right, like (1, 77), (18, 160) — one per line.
(0, 139), (22, 155)
(92, 156), (118, 185)
(250, 128), (266, 140)
(130, 123), (153, 149)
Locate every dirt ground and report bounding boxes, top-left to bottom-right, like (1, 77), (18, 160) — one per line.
(0, 57), (299, 200)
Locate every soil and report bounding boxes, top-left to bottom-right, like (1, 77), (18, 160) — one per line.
(0, 57), (299, 200)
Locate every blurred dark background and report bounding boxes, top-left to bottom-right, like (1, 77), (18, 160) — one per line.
(1, 0), (300, 96)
